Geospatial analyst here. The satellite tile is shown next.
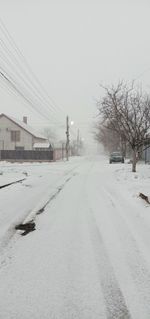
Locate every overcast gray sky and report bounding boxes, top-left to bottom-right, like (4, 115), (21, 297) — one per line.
(0, 0), (150, 143)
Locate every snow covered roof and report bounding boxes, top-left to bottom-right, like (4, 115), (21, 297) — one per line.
(33, 143), (50, 148)
(0, 113), (47, 140)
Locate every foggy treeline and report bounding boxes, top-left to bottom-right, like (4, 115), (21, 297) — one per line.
(94, 81), (150, 172)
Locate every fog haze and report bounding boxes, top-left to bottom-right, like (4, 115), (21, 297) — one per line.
(0, 0), (150, 144)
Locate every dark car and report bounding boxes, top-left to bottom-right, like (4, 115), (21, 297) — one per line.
(109, 151), (124, 163)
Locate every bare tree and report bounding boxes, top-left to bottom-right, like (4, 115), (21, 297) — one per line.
(42, 127), (57, 145)
(97, 81), (150, 172)
(94, 122), (128, 156)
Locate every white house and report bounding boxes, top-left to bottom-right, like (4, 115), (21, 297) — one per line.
(0, 113), (48, 150)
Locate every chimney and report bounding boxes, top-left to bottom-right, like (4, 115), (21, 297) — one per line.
(23, 116), (27, 124)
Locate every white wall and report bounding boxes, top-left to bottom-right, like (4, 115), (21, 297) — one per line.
(0, 116), (33, 150)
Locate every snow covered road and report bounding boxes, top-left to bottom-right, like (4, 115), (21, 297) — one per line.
(0, 157), (150, 318)
(0, 159), (81, 249)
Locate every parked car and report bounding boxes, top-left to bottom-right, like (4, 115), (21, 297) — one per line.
(109, 151), (124, 163)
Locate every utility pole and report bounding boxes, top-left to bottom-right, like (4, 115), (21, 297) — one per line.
(77, 129), (80, 156)
(66, 115), (69, 161)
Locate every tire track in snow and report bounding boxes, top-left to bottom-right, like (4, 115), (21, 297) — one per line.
(0, 170), (78, 264)
(87, 208), (131, 319)
(84, 163), (147, 319)
(36, 174), (75, 215)
(101, 186), (150, 316)
(105, 184), (150, 261)
(82, 164), (131, 319)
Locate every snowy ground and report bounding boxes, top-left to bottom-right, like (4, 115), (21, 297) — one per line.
(0, 156), (150, 318)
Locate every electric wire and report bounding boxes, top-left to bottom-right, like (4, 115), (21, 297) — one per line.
(0, 39), (61, 122)
(0, 17), (78, 138)
(0, 52), (60, 123)
(0, 17), (67, 117)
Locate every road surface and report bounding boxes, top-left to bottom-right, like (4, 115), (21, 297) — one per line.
(0, 156), (150, 318)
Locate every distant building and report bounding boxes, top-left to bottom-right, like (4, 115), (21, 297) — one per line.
(0, 113), (48, 150)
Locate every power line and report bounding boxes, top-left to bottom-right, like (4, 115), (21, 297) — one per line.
(0, 68), (52, 121)
(0, 38), (57, 110)
(0, 17), (78, 137)
(0, 17), (66, 117)
(0, 39), (61, 121)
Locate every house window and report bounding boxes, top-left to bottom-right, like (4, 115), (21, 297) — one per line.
(11, 131), (20, 142)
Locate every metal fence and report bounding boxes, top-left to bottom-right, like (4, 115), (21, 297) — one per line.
(0, 150), (54, 161)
